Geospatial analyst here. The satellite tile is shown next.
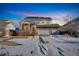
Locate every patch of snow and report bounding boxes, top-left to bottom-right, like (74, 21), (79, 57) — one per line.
(0, 35), (79, 56)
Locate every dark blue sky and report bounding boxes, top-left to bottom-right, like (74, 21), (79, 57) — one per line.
(0, 3), (79, 20)
(0, 3), (79, 27)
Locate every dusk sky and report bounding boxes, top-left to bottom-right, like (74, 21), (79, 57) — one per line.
(0, 3), (79, 26)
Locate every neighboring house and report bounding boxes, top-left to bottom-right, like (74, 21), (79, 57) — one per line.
(0, 20), (16, 37)
(55, 17), (79, 37)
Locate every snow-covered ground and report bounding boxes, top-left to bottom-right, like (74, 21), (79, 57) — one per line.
(0, 35), (79, 56)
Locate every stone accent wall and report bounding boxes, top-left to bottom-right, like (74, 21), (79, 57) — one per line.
(19, 23), (38, 36)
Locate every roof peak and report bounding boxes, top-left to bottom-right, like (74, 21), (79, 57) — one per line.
(24, 16), (52, 20)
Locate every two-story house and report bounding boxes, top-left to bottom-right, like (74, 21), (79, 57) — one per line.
(20, 16), (60, 36)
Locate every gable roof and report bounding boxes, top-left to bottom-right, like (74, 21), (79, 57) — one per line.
(21, 16), (52, 23)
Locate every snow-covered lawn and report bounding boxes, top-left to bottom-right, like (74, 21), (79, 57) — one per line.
(0, 35), (79, 56)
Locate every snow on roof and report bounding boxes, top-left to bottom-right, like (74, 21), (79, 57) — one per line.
(21, 16), (52, 23)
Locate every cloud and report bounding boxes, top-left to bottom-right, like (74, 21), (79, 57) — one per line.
(7, 11), (42, 17)
(7, 11), (78, 20)
(7, 11), (79, 26)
